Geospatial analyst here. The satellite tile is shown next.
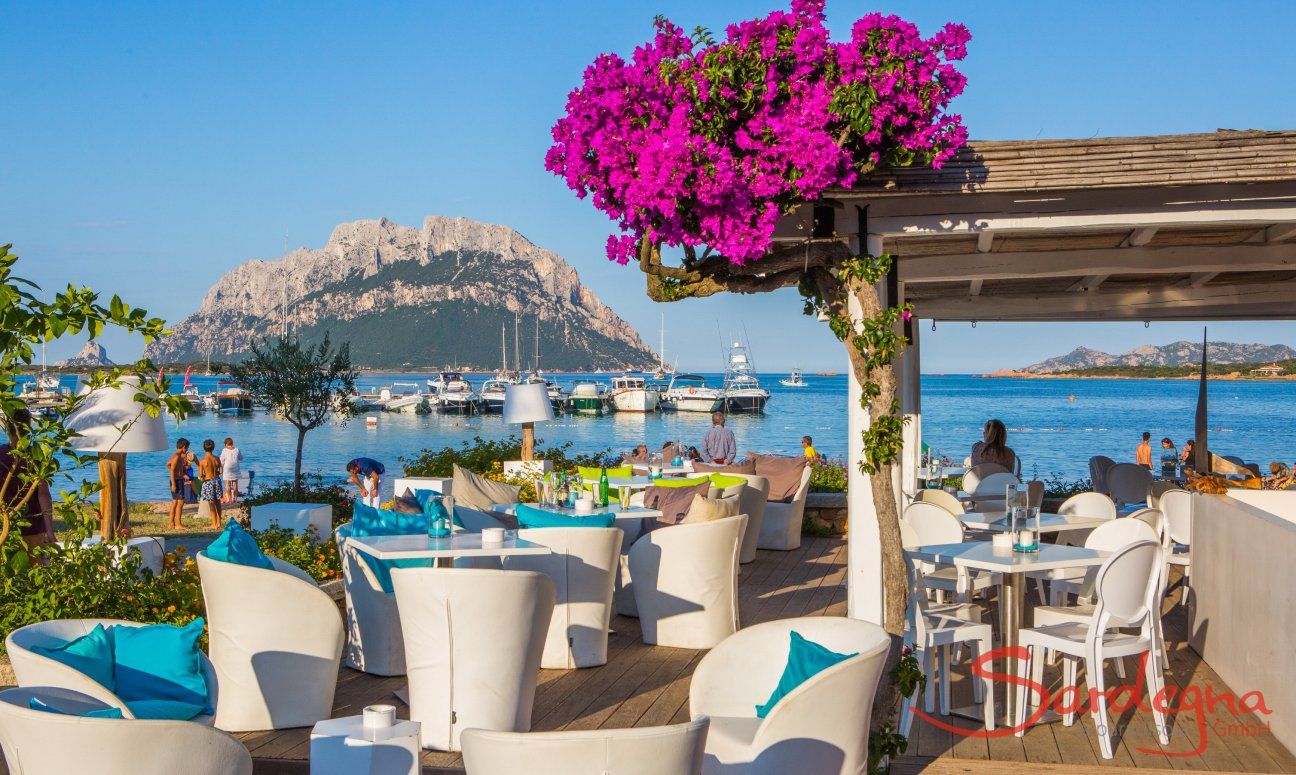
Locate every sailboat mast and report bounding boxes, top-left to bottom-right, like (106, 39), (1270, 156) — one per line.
(513, 314), (520, 373)
(534, 319), (540, 373)
(659, 314), (665, 371)
(501, 323), (507, 374)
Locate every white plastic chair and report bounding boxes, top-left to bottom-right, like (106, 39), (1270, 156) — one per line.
(390, 568), (555, 751)
(1015, 541), (1171, 759)
(335, 524), (406, 676)
(1088, 455), (1116, 495)
(970, 471), (1019, 500)
(1159, 489), (1193, 607)
(688, 617), (891, 775)
(502, 527), (623, 669)
(0, 687), (252, 775)
(901, 502), (995, 604)
(461, 718), (709, 775)
(913, 488), (964, 515)
(1106, 463), (1152, 507)
(629, 514), (746, 649)
(5, 618), (218, 724)
(725, 474), (770, 563)
(962, 463), (1010, 494)
(196, 551), (344, 732)
(757, 467), (811, 551)
(1035, 517), (1158, 607)
(1053, 491), (1119, 548)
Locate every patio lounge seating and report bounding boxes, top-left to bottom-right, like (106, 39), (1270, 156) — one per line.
(5, 618), (218, 725)
(724, 474), (770, 563)
(629, 514), (746, 649)
(503, 526), (623, 669)
(390, 568), (555, 751)
(460, 718), (710, 775)
(335, 524), (406, 676)
(757, 467), (811, 551)
(1106, 463), (1152, 508)
(0, 686), (252, 775)
(688, 617), (891, 775)
(196, 551), (344, 732)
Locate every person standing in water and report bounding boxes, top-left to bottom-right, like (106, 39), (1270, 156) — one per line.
(1135, 431), (1152, 469)
(166, 438), (191, 530)
(197, 439), (223, 529)
(347, 457), (386, 508)
(219, 437), (242, 504)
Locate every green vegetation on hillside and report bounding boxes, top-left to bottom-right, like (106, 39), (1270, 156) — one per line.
(1055, 358), (1296, 378)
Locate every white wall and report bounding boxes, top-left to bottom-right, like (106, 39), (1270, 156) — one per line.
(1191, 491), (1296, 753)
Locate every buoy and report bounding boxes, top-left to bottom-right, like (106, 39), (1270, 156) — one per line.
(365, 416), (378, 428)
(1069, 395), (1075, 401)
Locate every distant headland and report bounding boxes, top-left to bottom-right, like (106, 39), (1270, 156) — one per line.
(989, 341), (1296, 380)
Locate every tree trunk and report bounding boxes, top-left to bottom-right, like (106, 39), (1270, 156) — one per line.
(293, 427), (306, 501)
(843, 281), (910, 733)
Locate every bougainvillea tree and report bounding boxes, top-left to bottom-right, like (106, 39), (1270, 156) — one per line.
(547, 0), (969, 752)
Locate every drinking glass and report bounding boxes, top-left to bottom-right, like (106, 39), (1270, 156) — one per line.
(618, 485), (631, 509)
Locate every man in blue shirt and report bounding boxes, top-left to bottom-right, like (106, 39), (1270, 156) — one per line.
(346, 457), (386, 508)
(701, 412), (737, 464)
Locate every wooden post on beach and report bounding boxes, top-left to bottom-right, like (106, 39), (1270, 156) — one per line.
(97, 451), (130, 539)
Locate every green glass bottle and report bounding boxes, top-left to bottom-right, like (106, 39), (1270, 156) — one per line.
(598, 467), (610, 507)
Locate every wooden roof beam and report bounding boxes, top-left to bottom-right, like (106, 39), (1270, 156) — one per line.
(1123, 227), (1159, 247)
(1187, 271), (1220, 287)
(870, 205), (1296, 237)
(975, 232), (994, 253)
(1067, 274), (1110, 292)
(1266, 224), (1296, 242)
(913, 280), (1296, 320)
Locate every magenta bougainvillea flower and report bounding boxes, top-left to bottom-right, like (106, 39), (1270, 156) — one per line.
(545, 0), (970, 266)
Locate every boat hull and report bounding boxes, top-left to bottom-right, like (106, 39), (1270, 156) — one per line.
(217, 397), (254, 416)
(610, 389), (659, 413)
(725, 392), (769, 413)
(570, 397), (608, 414)
(478, 396), (506, 414)
(662, 395), (724, 413)
(437, 396), (477, 415)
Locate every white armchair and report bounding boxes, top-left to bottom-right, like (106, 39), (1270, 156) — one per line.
(726, 475), (769, 564)
(390, 568), (555, 751)
(335, 524), (405, 676)
(629, 515), (746, 649)
(5, 618), (218, 725)
(503, 527), (623, 669)
(0, 687), (251, 775)
(196, 551), (344, 732)
(757, 468), (810, 551)
(461, 718), (710, 775)
(688, 617), (891, 775)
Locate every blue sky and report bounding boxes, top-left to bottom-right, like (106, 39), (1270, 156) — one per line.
(4, 0), (1296, 373)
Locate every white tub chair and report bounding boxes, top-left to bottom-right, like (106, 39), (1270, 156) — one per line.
(461, 718), (710, 775)
(196, 551), (344, 732)
(335, 524), (406, 676)
(629, 515), (746, 649)
(614, 493), (653, 618)
(757, 468), (811, 551)
(688, 617), (891, 775)
(1107, 463), (1152, 508)
(390, 568), (555, 751)
(726, 475), (769, 564)
(0, 686), (251, 775)
(503, 527), (622, 669)
(5, 618), (218, 724)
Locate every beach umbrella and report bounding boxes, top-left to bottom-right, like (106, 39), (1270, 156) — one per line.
(1193, 328), (1210, 473)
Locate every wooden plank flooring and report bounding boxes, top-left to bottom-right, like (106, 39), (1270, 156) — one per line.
(4, 536), (1291, 775)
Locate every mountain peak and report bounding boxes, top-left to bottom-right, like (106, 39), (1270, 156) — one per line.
(1022, 341), (1296, 373)
(55, 341), (114, 367)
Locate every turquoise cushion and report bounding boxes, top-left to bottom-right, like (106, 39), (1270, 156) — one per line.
(755, 631), (859, 718)
(30, 623), (115, 691)
(351, 503), (428, 536)
(124, 699), (207, 720)
(29, 697), (123, 719)
(112, 619), (212, 715)
(516, 504), (615, 529)
(206, 519), (274, 570)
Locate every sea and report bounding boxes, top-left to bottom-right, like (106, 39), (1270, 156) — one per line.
(22, 373), (1296, 502)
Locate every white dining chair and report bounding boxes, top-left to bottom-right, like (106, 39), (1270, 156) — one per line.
(1088, 455), (1116, 495)
(335, 524), (406, 676)
(390, 568), (555, 751)
(901, 502), (994, 604)
(688, 617), (891, 775)
(757, 467), (812, 551)
(460, 719), (710, 775)
(1034, 516), (1158, 607)
(1159, 489), (1193, 607)
(1015, 541), (1171, 759)
(961, 463), (1010, 495)
(5, 618), (218, 724)
(196, 552), (344, 732)
(502, 526), (623, 669)
(1106, 463), (1152, 508)
(0, 687), (252, 775)
(913, 488), (964, 515)
(1053, 491), (1119, 547)
(629, 515), (746, 649)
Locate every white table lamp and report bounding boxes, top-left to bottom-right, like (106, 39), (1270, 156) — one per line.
(503, 382), (553, 462)
(65, 376), (168, 538)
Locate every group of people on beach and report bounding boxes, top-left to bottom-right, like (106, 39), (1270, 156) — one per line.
(165, 437), (243, 529)
(1135, 432), (1195, 472)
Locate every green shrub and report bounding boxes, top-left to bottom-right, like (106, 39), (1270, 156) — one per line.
(809, 457), (848, 493)
(244, 474), (356, 529)
(1041, 473), (1092, 499)
(401, 435), (618, 478)
(251, 524), (342, 582)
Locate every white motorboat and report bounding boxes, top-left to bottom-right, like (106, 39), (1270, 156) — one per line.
(609, 374), (660, 413)
(382, 382), (431, 414)
(722, 341), (770, 413)
(660, 374), (724, 413)
(430, 371), (478, 414)
(568, 380), (610, 414)
(779, 368), (809, 388)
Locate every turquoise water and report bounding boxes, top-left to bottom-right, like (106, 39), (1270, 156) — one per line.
(24, 372), (1296, 500)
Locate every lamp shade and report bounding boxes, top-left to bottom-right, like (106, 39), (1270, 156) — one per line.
(503, 382), (554, 425)
(65, 376), (168, 453)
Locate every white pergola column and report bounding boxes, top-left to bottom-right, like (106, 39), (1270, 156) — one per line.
(847, 234), (885, 624)
(900, 322), (922, 504)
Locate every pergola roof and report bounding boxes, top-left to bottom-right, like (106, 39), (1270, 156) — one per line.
(775, 130), (1296, 321)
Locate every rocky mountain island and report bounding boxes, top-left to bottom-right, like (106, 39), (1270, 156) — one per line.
(54, 341), (115, 368)
(990, 340), (1296, 378)
(145, 217), (657, 371)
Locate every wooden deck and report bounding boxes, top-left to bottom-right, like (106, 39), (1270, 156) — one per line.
(5, 536), (1290, 774)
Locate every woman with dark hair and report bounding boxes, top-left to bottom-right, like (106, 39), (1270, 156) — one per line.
(970, 419), (1017, 470)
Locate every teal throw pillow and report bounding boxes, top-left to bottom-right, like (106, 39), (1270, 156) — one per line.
(29, 697), (124, 719)
(351, 502), (428, 536)
(516, 503), (615, 529)
(755, 631), (859, 718)
(112, 618), (212, 715)
(30, 623), (115, 691)
(206, 518), (274, 570)
(124, 698), (208, 720)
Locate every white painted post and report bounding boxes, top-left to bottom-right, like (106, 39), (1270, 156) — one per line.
(847, 234), (885, 624)
(901, 323), (922, 503)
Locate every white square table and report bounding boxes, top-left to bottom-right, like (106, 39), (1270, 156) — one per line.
(490, 502), (665, 523)
(630, 463), (694, 476)
(250, 502), (332, 538)
(906, 541), (1110, 723)
(582, 475), (656, 490)
(957, 511), (1110, 533)
(346, 532), (551, 568)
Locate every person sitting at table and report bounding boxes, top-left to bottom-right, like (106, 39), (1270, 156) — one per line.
(970, 419), (1016, 471)
(625, 443), (649, 464)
